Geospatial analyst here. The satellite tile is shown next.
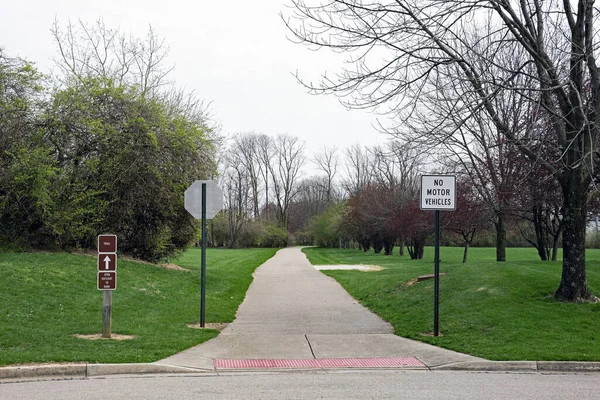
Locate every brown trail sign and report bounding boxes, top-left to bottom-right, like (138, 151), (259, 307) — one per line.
(97, 234), (118, 338)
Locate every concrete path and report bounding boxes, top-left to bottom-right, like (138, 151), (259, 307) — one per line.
(157, 247), (484, 371)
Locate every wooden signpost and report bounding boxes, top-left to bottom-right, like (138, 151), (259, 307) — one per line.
(97, 234), (117, 338)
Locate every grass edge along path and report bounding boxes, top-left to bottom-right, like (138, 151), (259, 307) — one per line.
(0, 247), (277, 366)
(303, 246), (600, 361)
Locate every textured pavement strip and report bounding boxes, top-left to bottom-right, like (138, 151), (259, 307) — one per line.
(214, 357), (426, 370)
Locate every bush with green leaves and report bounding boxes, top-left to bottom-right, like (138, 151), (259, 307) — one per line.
(309, 202), (347, 248)
(258, 223), (288, 248)
(0, 45), (217, 261)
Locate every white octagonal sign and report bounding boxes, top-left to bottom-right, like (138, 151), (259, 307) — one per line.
(184, 180), (223, 219)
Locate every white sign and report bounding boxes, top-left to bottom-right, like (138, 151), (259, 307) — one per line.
(420, 175), (456, 210)
(184, 180), (223, 219)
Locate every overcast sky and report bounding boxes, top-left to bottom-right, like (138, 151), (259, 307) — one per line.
(1, 0), (386, 172)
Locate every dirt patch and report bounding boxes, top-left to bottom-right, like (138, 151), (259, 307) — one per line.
(74, 333), (136, 341)
(420, 332), (444, 337)
(187, 323), (228, 331)
(313, 264), (385, 271)
(157, 263), (189, 271)
(69, 249), (190, 271)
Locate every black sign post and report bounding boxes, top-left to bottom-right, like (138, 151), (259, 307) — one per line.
(184, 180), (223, 328)
(420, 176), (456, 337)
(200, 182), (207, 327)
(433, 210), (441, 336)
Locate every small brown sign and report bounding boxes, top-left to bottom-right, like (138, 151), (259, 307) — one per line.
(98, 253), (117, 271)
(98, 272), (117, 290)
(98, 234), (117, 253)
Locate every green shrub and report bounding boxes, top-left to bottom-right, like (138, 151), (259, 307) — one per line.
(258, 223), (288, 247)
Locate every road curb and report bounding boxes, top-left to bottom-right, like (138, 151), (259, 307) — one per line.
(433, 361), (600, 373)
(536, 361), (600, 373)
(0, 364), (87, 381)
(3, 360), (600, 381)
(0, 363), (212, 382)
(87, 363), (213, 376)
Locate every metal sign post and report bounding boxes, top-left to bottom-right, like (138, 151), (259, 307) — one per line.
(184, 180), (223, 328)
(420, 175), (456, 337)
(433, 210), (441, 336)
(200, 183), (207, 327)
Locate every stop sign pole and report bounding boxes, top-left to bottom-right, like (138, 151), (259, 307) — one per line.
(184, 180), (223, 328)
(200, 183), (207, 327)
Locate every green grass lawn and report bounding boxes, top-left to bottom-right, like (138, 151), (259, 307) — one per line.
(0, 248), (277, 366)
(303, 246), (600, 361)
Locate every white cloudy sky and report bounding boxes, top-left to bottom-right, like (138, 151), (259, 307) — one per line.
(1, 0), (386, 169)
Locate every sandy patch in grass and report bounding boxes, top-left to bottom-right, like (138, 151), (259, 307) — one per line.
(313, 264), (385, 271)
(158, 263), (189, 271)
(420, 332), (444, 337)
(187, 323), (228, 331)
(74, 334), (136, 341)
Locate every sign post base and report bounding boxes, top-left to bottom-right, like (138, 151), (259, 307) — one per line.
(102, 290), (112, 338)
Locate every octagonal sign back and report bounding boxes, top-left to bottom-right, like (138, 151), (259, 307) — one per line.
(184, 180), (223, 220)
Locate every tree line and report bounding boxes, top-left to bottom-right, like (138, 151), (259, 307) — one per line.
(215, 132), (573, 270)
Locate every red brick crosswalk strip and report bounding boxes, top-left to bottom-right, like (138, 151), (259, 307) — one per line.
(214, 357), (425, 369)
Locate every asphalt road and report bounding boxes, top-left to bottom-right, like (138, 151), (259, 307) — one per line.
(2, 370), (599, 400)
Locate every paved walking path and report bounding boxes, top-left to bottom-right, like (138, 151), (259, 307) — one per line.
(157, 247), (484, 371)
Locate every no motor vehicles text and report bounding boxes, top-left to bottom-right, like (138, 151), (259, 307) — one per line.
(426, 189), (451, 196)
(424, 198), (452, 206)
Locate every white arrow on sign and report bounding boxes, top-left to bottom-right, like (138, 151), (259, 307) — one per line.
(103, 256), (111, 270)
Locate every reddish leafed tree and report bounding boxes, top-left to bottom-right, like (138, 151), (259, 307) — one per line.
(341, 183), (400, 254)
(399, 199), (433, 259)
(443, 179), (490, 263)
(513, 155), (562, 261)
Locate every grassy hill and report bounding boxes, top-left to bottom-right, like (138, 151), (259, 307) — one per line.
(0, 248), (277, 366)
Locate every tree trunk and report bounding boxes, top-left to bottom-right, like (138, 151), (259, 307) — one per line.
(551, 231), (560, 262)
(532, 205), (548, 261)
(415, 241), (425, 259)
(360, 238), (370, 252)
(495, 213), (506, 262)
(383, 238), (394, 255)
(555, 181), (594, 301)
(462, 242), (469, 264)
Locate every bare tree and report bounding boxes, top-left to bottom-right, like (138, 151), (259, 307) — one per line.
(403, 26), (538, 262)
(288, 176), (331, 233)
(369, 140), (422, 194)
(221, 149), (252, 248)
(51, 19), (173, 96)
(342, 143), (371, 195)
(269, 134), (306, 230)
(232, 133), (263, 218)
(313, 146), (339, 203)
(285, 0), (600, 302)
(256, 134), (274, 220)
